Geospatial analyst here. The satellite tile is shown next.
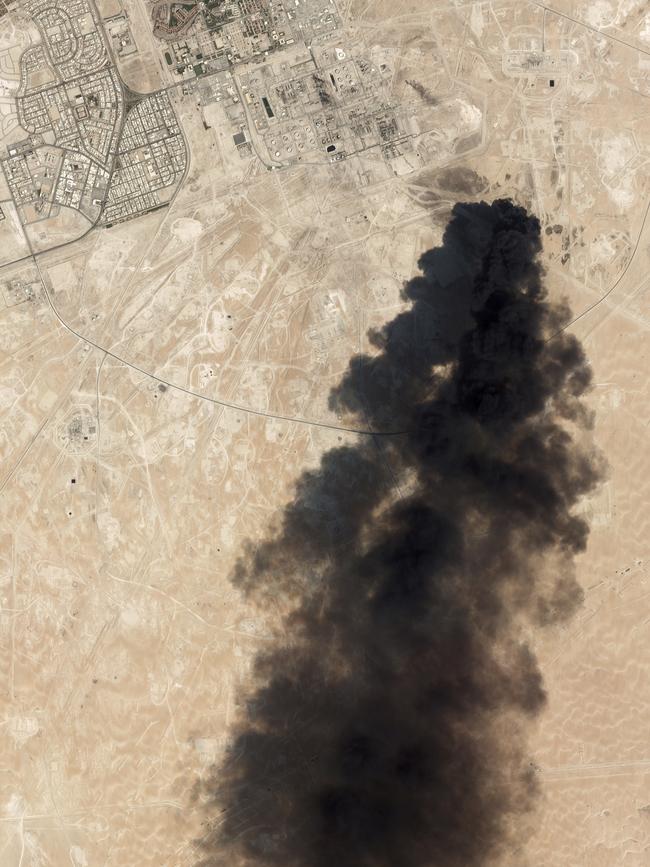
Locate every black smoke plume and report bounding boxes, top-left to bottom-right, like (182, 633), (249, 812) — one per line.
(195, 200), (602, 867)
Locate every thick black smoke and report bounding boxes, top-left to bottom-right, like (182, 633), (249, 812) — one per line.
(195, 200), (602, 867)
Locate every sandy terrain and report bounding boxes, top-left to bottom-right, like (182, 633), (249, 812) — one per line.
(0, 0), (648, 865)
